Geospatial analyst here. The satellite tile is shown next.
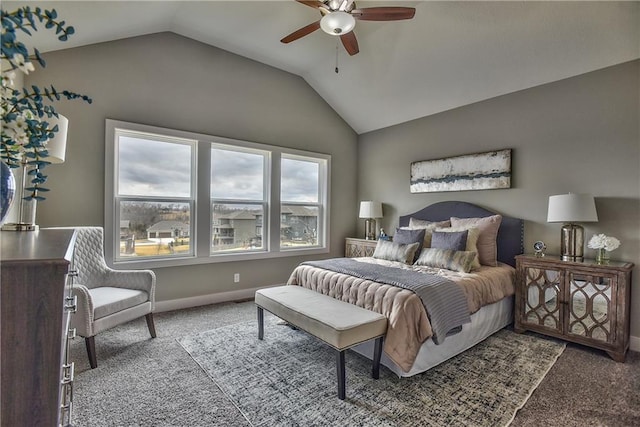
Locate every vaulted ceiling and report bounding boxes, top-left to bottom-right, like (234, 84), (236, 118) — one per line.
(7, 1), (639, 134)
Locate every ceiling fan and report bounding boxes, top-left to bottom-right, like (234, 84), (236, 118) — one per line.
(280, 0), (416, 56)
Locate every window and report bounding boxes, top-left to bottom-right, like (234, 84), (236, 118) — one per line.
(211, 145), (268, 254)
(105, 120), (330, 267)
(114, 131), (196, 261)
(280, 155), (323, 249)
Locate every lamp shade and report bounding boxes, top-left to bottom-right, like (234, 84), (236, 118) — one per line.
(320, 11), (356, 35)
(45, 114), (68, 164)
(547, 193), (598, 223)
(359, 201), (383, 219)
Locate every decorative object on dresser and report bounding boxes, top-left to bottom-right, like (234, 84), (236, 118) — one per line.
(0, 160), (16, 225)
(345, 237), (378, 258)
(546, 193), (598, 261)
(587, 233), (620, 265)
(410, 149), (511, 193)
(1, 228), (77, 426)
(514, 254), (633, 362)
(1, 6), (92, 231)
(63, 226), (156, 369)
(533, 240), (546, 257)
(358, 200), (382, 240)
(2, 115), (68, 231)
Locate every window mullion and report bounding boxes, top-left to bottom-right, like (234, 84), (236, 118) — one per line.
(196, 140), (210, 258)
(270, 151), (281, 253)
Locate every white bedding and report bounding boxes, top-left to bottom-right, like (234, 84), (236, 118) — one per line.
(352, 296), (513, 377)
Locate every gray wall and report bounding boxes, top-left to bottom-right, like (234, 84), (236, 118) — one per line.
(26, 32), (358, 301)
(358, 60), (640, 339)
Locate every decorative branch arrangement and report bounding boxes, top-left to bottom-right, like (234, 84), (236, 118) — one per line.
(1, 6), (92, 200)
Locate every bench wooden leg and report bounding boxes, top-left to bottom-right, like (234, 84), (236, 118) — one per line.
(337, 350), (346, 400)
(372, 336), (383, 379)
(257, 306), (264, 340)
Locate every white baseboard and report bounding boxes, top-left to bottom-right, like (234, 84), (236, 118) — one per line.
(155, 285), (276, 313)
(630, 335), (640, 353)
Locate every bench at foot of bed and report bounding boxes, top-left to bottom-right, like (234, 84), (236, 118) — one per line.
(254, 285), (388, 400)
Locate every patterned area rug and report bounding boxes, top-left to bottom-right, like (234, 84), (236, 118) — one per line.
(178, 317), (565, 427)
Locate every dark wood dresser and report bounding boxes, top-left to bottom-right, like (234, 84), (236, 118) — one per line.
(1, 229), (77, 426)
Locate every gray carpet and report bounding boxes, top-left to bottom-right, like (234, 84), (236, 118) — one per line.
(69, 301), (640, 426)
(178, 316), (564, 427)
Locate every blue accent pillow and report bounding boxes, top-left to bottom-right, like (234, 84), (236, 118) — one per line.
(431, 230), (468, 251)
(394, 228), (426, 262)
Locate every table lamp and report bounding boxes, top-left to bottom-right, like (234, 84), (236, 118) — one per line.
(359, 201), (382, 240)
(547, 193), (598, 261)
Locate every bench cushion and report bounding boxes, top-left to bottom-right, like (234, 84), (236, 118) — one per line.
(255, 285), (387, 350)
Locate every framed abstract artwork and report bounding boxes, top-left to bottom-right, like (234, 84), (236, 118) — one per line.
(410, 149), (511, 193)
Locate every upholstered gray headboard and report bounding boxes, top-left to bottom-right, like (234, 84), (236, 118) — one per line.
(398, 201), (524, 267)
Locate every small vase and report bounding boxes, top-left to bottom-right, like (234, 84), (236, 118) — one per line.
(595, 248), (609, 264)
(0, 161), (16, 226)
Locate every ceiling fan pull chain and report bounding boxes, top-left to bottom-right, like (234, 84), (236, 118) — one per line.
(335, 41), (339, 74)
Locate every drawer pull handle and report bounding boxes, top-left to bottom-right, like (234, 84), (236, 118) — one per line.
(64, 295), (77, 313)
(61, 362), (75, 385)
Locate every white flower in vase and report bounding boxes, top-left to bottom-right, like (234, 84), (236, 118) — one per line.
(588, 234), (621, 263)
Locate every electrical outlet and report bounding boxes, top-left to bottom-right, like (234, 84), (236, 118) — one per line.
(233, 273), (240, 283)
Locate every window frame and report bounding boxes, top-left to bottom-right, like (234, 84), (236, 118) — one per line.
(105, 119), (330, 268)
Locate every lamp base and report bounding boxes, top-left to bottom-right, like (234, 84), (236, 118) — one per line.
(1, 223), (39, 231)
(560, 223), (584, 262)
(364, 218), (377, 240)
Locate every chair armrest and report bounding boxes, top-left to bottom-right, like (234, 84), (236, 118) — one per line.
(70, 284), (94, 337)
(104, 269), (156, 308)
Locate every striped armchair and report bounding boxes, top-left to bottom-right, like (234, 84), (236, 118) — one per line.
(69, 227), (156, 369)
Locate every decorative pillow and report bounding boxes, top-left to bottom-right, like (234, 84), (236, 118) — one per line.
(435, 226), (481, 270)
(394, 228), (426, 262)
(431, 230), (468, 251)
(415, 248), (477, 273)
(405, 218), (451, 249)
(450, 215), (502, 267)
(408, 218), (451, 230)
(372, 240), (420, 264)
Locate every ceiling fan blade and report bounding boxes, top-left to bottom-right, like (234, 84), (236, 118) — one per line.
(340, 32), (359, 56)
(281, 21), (321, 44)
(351, 7), (416, 21)
(296, 0), (327, 11)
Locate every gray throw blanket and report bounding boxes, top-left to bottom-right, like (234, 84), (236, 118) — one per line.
(302, 258), (471, 344)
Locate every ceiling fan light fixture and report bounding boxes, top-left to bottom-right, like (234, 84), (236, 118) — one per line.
(320, 11), (356, 35)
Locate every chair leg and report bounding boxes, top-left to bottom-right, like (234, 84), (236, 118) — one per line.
(85, 336), (97, 369)
(145, 313), (157, 338)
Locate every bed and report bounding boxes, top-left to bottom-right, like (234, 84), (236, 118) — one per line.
(287, 201), (524, 377)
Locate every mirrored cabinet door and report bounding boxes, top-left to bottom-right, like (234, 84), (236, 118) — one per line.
(522, 267), (562, 332)
(567, 272), (615, 343)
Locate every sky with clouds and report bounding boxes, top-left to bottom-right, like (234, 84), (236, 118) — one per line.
(118, 137), (319, 202)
